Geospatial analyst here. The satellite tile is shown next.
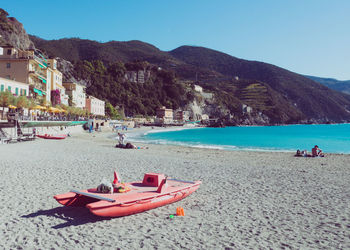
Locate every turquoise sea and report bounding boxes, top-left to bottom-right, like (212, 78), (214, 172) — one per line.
(130, 124), (350, 154)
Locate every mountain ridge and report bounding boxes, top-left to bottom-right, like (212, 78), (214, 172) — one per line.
(25, 36), (350, 123)
(304, 75), (350, 95)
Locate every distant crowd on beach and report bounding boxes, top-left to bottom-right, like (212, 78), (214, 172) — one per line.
(295, 145), (324, 157)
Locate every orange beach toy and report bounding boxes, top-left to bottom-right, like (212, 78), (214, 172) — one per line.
(176, 206), (185, 216)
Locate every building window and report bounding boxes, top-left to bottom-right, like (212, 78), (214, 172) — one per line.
(6, 75), (10, 79)
(0, 84), (4, 92)
(6, 63), (11, 68)
(7, 49), (11, 55)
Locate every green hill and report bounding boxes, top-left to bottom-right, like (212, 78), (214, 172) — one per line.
(170, 46), (350, 122)
(29, 36), (350, 123)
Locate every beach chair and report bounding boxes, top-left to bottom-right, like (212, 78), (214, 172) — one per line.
(0, 128), (11, 144)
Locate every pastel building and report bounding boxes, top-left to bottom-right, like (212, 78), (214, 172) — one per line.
(85, 96), (105, 116)
(46, 59), (68, 105)
(156, 106), (173, 124)
(175, 110), (190, 121)
(57, 84), (69, 106)
(0, 77), (29, 96)
(0, 45), (50, 101)
(62, 82), (86, 108)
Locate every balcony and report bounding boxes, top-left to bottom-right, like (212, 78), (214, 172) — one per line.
(33, 55), (48, 68)
(29, 71), (47, 84)
(29, 83), (46, 97)
(29, 77), (46, 91)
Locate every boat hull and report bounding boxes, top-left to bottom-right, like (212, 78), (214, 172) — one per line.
(88, 184), (200, 217)
(54, 180), (201, 217)
(37, 134), (66, 140)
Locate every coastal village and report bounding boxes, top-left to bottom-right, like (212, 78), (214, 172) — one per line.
(0, 45), (105, 119)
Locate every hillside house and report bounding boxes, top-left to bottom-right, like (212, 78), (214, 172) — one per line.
(156, 106), (173, 124)
(86, 95), (105, 116)
(63, 82), (86, 108)
(0, 45), (52, 101)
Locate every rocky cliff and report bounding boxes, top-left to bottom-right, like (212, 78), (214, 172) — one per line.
(0, 9), (34, 50)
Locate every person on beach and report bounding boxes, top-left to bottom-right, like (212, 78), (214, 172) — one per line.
(115, 142), (148, 149)
(295, 150), (302, 157)
(312, 145), (324, 157)
(117, 132), (126, 145)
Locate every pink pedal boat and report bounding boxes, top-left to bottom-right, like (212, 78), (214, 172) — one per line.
(54, 173), (201, 217)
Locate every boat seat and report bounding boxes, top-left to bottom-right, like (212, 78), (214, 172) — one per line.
(142, 173), (165, 187)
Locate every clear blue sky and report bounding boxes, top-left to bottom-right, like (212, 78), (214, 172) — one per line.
(2, 0), (350, 79)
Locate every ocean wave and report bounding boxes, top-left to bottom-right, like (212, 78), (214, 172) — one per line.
(144, 126), (202, 135)
(126, 136), (295, 152)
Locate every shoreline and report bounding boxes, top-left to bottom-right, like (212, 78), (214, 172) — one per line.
(116, 125), (350, 155)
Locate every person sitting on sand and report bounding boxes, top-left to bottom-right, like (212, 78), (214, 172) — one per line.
(312, 145), (324, 157)
(295, 149), (302, 157)
(117, 132), (126, 145)
(303, 150), (312, 157)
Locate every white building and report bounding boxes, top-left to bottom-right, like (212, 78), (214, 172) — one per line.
(62, 82), (86, 108)
(194, 85), (203, 93)
(0, 77), (29, 96)
(86, 96), (105, 116)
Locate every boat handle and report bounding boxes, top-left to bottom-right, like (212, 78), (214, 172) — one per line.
(181, 189), (191, 196)
(137, 199), (152, 204)
(119, 198), (152, 207)
(170, 192), (181, 198)
(119, 201), (137, 207)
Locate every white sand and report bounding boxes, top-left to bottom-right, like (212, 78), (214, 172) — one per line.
(0, 127), (349, 249)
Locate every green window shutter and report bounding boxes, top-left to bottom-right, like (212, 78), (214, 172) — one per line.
(8, 86), (11, 91)
(24, 89), (26, 96)
(0, 84), (4, 91)
(16, 88), (18, 95)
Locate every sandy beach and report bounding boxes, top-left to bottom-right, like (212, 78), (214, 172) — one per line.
(0, 126), (349, 249)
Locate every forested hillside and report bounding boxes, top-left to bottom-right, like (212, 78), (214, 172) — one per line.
(29, 37), (350, 123)
(74, 60), (190, 116)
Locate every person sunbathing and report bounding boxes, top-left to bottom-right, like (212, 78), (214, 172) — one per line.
(115, 142), (148, 149)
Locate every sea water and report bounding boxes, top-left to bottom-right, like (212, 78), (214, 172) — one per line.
(130, 124), (350, 154)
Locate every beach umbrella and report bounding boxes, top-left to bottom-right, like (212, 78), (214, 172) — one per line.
(33, 105), (46, 110)
(47, 107), (55, 112)
(48, 107), (60, 113)
(8, 105), (17, 109)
